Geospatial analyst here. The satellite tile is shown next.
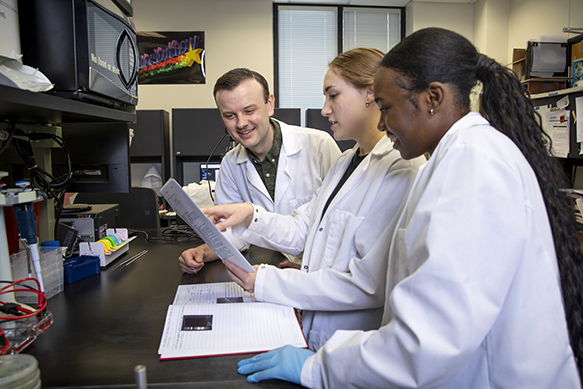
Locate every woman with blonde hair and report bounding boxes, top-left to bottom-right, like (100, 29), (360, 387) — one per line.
(206, 47), (424, 352)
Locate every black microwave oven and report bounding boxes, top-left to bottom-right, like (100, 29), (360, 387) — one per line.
(18, 0), (138, 108)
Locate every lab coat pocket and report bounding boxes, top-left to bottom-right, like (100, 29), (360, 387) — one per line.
(307, 329), (326, 351)
(322, 211), (365, 270)
(287, 194), (313, 211)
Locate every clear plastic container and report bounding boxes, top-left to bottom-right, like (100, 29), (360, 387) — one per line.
(0, 354), (41, 389)
(9, 246), (64, 302)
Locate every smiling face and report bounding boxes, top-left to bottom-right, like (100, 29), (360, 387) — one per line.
(374, 66), (441, 160)
(215, 78), (275, 160)
(321, 67), (373, 142)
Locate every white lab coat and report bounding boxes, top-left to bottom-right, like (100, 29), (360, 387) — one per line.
(302, 112), (581, 388)
(235, 136), (424, 350)
(215, 119), (341, 252)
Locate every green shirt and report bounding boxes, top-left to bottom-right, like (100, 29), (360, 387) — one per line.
(246, 119), (282, 201)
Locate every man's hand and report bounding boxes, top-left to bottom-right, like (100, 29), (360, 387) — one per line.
(178, 244), (219, 274)
(223, 260), (259, 293)
(201, 203), (255, 232)
(279, 260), (301, 270)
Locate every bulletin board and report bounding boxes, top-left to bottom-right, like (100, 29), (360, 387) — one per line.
(572, 41), (583, 88)
(569, 34), (583, 88)
(137, 31), (205, 85)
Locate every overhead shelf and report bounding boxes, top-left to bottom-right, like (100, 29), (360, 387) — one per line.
(0, 84), (136, 125)
(530, 85), (583, 99)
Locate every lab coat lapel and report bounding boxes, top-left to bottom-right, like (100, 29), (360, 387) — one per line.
(316, 145), (361, 221)
(274, 122), (301, 203)
(321, 137), (392, 220)
(235, 146), (272, 202)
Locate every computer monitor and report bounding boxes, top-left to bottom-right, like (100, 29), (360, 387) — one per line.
(273, 108), (301, 126)
(200, 162), (221, 181)
(305, 108), (356, 151)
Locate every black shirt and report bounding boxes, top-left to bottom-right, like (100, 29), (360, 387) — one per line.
(246, 119), (282, 201)
(320, 150), (366, 221)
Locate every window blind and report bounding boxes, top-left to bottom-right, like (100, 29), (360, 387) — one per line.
(278, 6), (338, 124)
(343, 7), (402, 53)
(276, 5), (403, 126)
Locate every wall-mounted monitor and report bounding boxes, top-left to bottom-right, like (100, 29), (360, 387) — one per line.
(273, 108), (301, 126)
(172, 108), (227, 159)
(305, 108), (355, 151)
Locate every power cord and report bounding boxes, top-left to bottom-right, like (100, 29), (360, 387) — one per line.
(0, 327), (7, 355)
(0, 278), (47, 322)
(0, 123), (16, 157)
(129, 226), (200, 243)
(160, 225), (200, 243)
(0, 278), (48, 355)
(203, 131), (229, 203)
(133, 225), (200, 244)
(11, 128), (73, 240)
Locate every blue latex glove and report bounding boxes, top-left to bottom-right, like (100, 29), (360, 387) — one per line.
(237, 345), (315, 384)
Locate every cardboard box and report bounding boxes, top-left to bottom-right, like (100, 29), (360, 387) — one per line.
(523, 78), (568, 95)
(512, 48), (526, 81)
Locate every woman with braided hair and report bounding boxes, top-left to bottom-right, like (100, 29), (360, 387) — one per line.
(234, 27), (583, 388)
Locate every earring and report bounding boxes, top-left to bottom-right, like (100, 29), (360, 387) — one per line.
(365, 100), (370, 108)
(430, 108), (434, 116)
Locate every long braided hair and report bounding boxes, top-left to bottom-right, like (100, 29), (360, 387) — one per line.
(382, 27), (583, 376)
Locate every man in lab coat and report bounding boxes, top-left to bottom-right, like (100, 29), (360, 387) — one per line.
(178, 68), (341, 274)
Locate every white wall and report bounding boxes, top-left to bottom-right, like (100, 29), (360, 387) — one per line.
(405, 0), (583, 67)
(508, 0), (583, 64)
(473, 0), (509, 66)
(133, 0), (273, 112)
(405, 1), (474, 43)
(129, 0), (583, 185)
(132, 0), (583, 111)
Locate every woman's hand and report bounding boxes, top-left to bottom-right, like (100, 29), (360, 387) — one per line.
(223, 260), (259, 293)
(237, 345), (314, 384)
(201, 203), (255, 232)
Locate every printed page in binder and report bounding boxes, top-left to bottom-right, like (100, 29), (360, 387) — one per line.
(158, 282), (307, 360)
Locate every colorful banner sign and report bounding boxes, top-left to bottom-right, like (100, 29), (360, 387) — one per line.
(137, 31), (205, 84)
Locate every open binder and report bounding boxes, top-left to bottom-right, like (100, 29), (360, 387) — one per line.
(158, 282), (307, 359)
